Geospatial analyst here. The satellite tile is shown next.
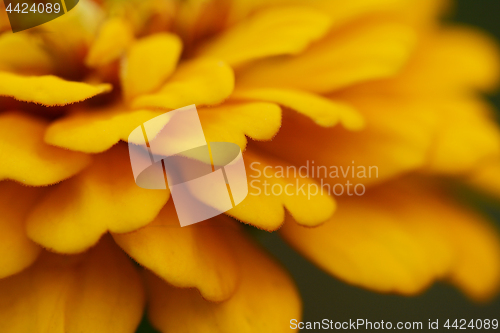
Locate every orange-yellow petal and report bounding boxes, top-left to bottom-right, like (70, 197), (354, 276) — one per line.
(146, 224), (301, 333)
(0, 33), (53, 75)
(26, 144), (169, 253)
(0, 72), (112, 106)
(45, 105), (164, 153)
(121, 33), (182, 100)
(0, 182), (45, 278)
(281, 181), (500, 300)
(233, 88), (364, 129)
(198, 6), (332, 67)
(132, 58), (234, 110)
(199, 102), (281, 151)
(85, 17), (135, 68)
(195, 150), (335, 230)
(113, 202), (239, 302)
(237, 22), (415, 93)
(0, 112), (91, 186)
(0, 237), (145, 333)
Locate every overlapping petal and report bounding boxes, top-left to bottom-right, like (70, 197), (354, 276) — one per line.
(132, 58), (234, 110)
(0, 72), (112, 106)
(198, 6), (332, 67)
(237, 21), (415, 93)
(281, 181), (500, 300)
(121, 33), (182, 100)
(146, 224), (301, 333)
(45, 105), (164, 153)
(85, 17), (135, 68)
(0, 237), (145, 333)
(0, 182), (45, 278)
(233, 88), (364, 129)
(0, 112), (91, 186)
(26, 144), (169, 253)
(0, 33), (54, 75)
(113, 202), (239, 302)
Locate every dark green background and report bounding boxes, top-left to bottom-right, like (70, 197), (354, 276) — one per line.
(138, 1), (500, 331)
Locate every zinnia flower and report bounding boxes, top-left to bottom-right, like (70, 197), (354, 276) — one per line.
(1, 0), (500, 332)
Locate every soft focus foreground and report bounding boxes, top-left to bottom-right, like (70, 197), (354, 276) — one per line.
(1, 0), (500, 332)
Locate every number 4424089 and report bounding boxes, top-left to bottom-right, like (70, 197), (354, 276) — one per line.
(6, 2), (62, 14)
(444, 319), (498, 330)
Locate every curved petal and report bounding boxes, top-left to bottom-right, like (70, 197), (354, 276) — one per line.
(0, 72), (112, 106)
(0, 182), (45, 278)
(0, 112), (91, 186)
(26, 144), (169, 253)
(237, 22), (415, 93)
(146, 224), (301, 333)
(193, 150), (336, 231)
(0, 33), (54, 75)
(281, 181), (500, 301)
(85, 17), (135, 68)
(45, 105), (164, 153)
(199, 102), (281, 151)
(233, 88), (364, 129)
(0, 237), (145, 333)
(121, 33), (182, 100)
(132, 58), (234, 110)
(113, 202), (239, 302)
(198, 6), (332, 66)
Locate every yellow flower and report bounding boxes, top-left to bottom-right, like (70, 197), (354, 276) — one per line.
(0, 0), (500, 332)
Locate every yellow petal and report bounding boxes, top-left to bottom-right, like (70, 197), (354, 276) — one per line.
(121, 33), (182, 100)
(199, 102), (281, 151)
(147, 224), (301, 333)
(237, 22), (415, 93)
(0, 237), (145, 333)
(113, 202), (239, 302)
(132, 58), (234, 110)
(233, 88), (364, 129)
(0, 182), (44, 278)
(193, 150), (336, 230)
(0, 72), (112, 106)
(26, 144), (169, 253)
(423, 99), (500, 175)
(0, 112), (91, 186)
(198, 6), (332, 67)
(467, 158), (500, 199)
(0, 33), (54, 75)
(259, 95), (437, 186)
(281, 181), (500, 300)
(45, 105), (164, 153)
(85, 17), (135, 68)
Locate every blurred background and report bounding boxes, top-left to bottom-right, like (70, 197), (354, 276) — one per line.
(138, 1), (500, 331)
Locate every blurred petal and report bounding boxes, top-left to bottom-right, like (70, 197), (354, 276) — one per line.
(45, 105), (164, 153)
(113, 202), (239, 302)
(85, 17), (135, 68)
(237, 22), (415, 93)
(121, 33), (182, 100)
(0, 182), (44, 278)
(424, 99), (500, 175)
(0, 112), (91, 186)
(0, 72), (112, 106)
(281, 181), (500, 300)
(147, 224), (301, 333)
(0, 33), (53, 75)
(0, 237), (145, 333)
(233, 88), (364, 129)
(198, 6), (331, 66)
(132, 58), (234, 109)
(26, 144), (169, 253)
